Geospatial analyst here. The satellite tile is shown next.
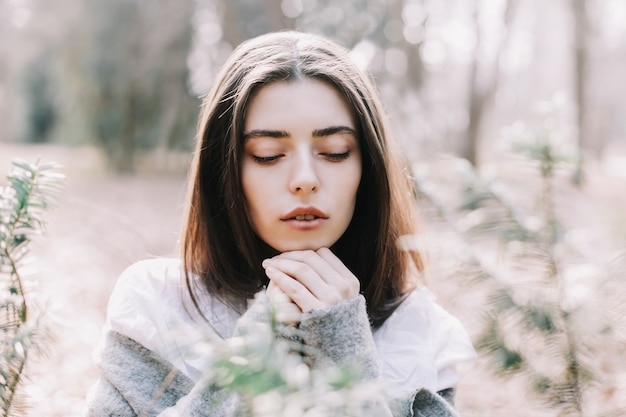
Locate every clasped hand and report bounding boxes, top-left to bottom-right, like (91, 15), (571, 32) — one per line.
(263, 247), (360, 324)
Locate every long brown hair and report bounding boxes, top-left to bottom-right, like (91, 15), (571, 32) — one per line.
(181, 31), (422, 328)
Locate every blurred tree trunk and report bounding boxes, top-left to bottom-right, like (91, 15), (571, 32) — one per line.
(404, 34), (425, 91)
(464, 0), (488, 167)
(466, 38), (483, 168)
(392, 0), (425, 90)
(68, 0), (196, 174)
(464, 0), (517, 166)
(0, 44), (7, 143)
(572, 0), (590, 169)
(0, 6), (13, 142)
(220, 0), (295, 48)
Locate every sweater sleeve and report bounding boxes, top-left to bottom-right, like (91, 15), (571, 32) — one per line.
(87, 291), (281, 417)
(88, 291), (462, 417)
(297, 295), (461, 417)
(298, 296), (379, 378)
(86, 331), (243, 417)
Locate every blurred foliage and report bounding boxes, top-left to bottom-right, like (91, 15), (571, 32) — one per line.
(71, 0), (199, 173)
(3, 0), (625, 172)
(21, 54), (57, 145)
(0, 160), (64, 416)
(196, 292), (382, 417)
(415, 98), (626, 417)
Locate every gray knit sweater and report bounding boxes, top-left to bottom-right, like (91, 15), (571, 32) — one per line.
(86, 295), (460, 417)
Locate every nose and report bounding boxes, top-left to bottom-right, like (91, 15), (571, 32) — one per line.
(289, 150), (319, 194)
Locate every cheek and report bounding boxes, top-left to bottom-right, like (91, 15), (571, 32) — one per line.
(348, 161), (362, 200)
(241, 169), (277, 233)
(241, 161), (260, 202)
(241, 167), (261, 227)
(339, 163), (362, 218)
(241, 175), (253, 206)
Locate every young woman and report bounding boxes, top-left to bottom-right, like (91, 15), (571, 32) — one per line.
(87, 31), (475, 416)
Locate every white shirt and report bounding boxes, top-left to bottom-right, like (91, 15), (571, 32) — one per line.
(105, 258), (476, 395)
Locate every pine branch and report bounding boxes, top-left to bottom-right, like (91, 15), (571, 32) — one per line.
(200, 292), (383, 416)
(415, 97), (621, 416)
(0, 159), (64, 417)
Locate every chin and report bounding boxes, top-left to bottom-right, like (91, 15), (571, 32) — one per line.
(272, 239), (336, 253)
(275, 244), (323, 252)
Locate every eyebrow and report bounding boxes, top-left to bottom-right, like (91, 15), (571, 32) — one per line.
(312, 126), (357, 138)
(243, 126), (357, 141)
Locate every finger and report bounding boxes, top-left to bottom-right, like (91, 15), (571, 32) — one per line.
(272, 249), (359, 296)
(266, 283), (302, 325)
(266, 281), (289, 303)
(268, 250), (338, 286)
(315, 247), (356, 278)
(266, 250), (360, 304)
(314, 247), (360, 299)
(275, 301), (302, 325)
(316, 248), (360, 295)
(264, 256), (337, 302)
(265, 265), (324, 312)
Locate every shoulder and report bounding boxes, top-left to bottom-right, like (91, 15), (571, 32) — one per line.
(104, 258), (242, 381)
(396, 288), (470, 348)
(105, 258), (185, 352)
(373, 287), (476, 393)
(114, 258), (183, 290)
(107, 258), (184, 319)
(374, 287), (465, 345)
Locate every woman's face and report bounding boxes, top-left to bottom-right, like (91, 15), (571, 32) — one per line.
(241, 79), (362, 253)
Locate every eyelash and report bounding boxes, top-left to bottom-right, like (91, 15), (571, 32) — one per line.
(251, 151), (351, 165)
(323, 151), (351, 161)
(252, 155), (283, 164)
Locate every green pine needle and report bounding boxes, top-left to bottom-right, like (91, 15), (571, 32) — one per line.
(1, 159), (64, 417)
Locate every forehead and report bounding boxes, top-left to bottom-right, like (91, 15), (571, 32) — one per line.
(244, 79), (355, 130)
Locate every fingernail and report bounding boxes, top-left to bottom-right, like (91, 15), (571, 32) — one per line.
(262, 259), (270, 268)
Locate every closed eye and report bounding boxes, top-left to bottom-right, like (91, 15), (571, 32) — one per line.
(252, 154), (283, 164)
(323, 151), (351, 161)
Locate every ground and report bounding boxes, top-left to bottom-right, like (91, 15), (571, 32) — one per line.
(0, 142), (624, 416)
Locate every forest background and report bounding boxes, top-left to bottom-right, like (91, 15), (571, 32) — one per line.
(0, 0), (625, 416)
